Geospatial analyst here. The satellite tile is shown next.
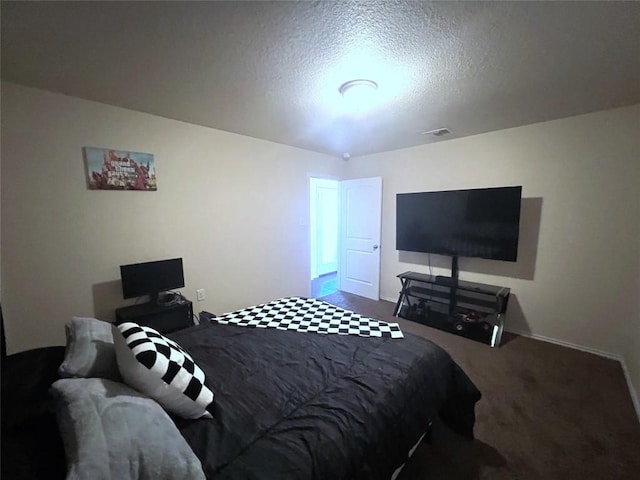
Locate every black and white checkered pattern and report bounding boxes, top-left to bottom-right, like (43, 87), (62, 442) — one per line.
(214, 297), (404, 339)
(118, 322), (213, 408)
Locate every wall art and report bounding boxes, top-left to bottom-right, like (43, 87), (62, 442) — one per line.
(83, 146), (157, 191)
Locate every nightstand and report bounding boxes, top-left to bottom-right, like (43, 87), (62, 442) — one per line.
(115, 300), (194, 334)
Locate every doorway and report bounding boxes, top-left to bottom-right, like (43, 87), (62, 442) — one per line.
(309, 176), (383, 300)
(310, 177), (339, 298)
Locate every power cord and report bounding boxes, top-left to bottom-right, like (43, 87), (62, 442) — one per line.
(157, 290), (185, 307)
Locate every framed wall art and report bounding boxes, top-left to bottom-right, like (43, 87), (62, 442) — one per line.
(83, 146), (157, 191)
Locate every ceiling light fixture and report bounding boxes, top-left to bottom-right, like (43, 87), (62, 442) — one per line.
(339, 79), (378, 97)
(339, 79), (378, 112)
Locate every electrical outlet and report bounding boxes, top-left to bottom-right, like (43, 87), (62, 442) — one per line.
(196, 288), (206, 301)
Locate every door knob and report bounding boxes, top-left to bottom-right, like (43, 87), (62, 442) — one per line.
(373, 245), (379, 251)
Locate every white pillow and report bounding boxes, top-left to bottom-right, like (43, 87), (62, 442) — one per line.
(113, 322), (214, 419)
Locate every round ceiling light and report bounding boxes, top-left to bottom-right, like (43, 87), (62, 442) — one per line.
(338, 79), (379, 113)
(339, 79), (378, 100)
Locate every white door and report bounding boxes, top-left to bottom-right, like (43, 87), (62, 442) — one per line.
(339, 177), (382, 300)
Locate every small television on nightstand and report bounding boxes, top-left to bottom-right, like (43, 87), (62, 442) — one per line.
(120, 258), (184, 304)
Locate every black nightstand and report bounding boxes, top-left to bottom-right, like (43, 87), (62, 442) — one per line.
(115, 300), (194, 334)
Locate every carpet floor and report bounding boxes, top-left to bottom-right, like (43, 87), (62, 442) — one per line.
(319, 291), (640, 480)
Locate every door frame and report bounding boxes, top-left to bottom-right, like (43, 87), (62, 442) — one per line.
(308, 174), (342, 295)
(309, 177), (339, 279)
(308, 174), (382, 300)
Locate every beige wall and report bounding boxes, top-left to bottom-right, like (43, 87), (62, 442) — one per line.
(1, 82), (343, 353)
(344, 105), (640, 405)
(624, 203), (640, 414)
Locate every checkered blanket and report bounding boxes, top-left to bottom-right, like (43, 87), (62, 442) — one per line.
(213, 297), (404, 339)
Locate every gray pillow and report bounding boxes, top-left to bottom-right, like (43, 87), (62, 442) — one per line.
(58, 317), (120, 381)
(50, 377), (206, 480)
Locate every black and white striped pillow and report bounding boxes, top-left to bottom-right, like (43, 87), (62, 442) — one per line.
(113, 322), (214, 419)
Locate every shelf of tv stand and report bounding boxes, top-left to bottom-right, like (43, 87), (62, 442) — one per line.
(394, 271), (510, 347)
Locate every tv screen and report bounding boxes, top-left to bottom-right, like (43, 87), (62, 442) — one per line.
(120, 258), (185, 299)
(396, 186), (522, 261)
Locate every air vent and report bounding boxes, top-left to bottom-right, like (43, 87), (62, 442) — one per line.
(421, 127), (452, 137)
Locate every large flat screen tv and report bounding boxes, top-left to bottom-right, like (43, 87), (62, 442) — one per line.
(396, 186), (522, 262)
(120, 258), (185, 301)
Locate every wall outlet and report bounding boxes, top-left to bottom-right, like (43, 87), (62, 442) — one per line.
(196, 288), (206, 301)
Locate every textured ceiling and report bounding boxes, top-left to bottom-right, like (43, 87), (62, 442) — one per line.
(2, 1), (639, 158)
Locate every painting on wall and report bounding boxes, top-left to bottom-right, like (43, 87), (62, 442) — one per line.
(83, 146), (157, 191)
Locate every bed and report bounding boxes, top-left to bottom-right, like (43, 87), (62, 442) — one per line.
(1, 297), (481, 480)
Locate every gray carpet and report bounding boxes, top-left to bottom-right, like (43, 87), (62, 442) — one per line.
(319, 291), (640, 480)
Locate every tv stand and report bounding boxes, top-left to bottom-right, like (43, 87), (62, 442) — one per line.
(450, 255), (459, 283)
(435, 275), (458, 287)
(393, 271), (510, 347)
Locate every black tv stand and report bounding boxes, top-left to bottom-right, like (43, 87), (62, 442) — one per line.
(115, 299), (194, 334)
(394, 271), (510, 347)
(435, 275), (458, 287)
(450, 255), (459, 283)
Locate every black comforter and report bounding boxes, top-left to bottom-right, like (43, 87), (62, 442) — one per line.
(169, 322), (481, 479)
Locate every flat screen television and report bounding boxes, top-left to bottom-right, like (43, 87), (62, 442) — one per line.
(120, 258), (184, 301)
(396, 186), (522, 263)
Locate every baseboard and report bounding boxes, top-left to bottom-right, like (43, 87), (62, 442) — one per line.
(505, 328), (620, 360)
(380, 295), (397, 304)
(620, 357), (640, 424)
(505, 328), (640, 423)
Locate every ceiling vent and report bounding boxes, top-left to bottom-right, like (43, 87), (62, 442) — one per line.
(421, 127), (452, 137)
